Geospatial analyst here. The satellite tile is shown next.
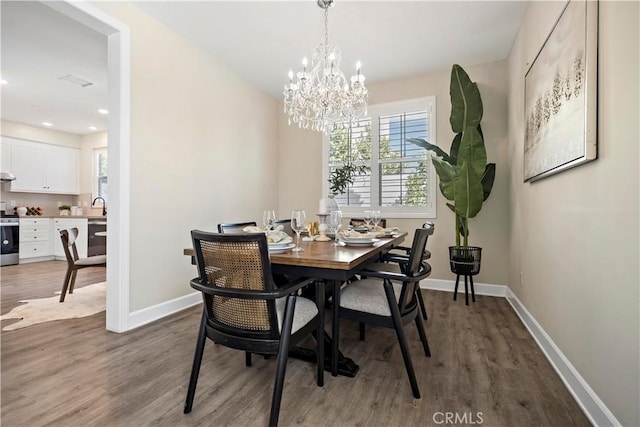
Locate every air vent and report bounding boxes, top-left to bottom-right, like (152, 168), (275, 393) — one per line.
(58, 74), (93, 88)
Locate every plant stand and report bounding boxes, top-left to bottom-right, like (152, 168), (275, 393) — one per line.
(449, 246), (482, 306)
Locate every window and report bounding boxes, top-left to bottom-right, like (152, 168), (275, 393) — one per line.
(324, 97), (436, 218)
(93, 147), (108, 203)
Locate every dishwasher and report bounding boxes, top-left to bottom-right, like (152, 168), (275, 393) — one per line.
(88, 220), (107, 256)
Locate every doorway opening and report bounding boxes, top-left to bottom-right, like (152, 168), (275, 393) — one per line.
(45, 1), (131, 332)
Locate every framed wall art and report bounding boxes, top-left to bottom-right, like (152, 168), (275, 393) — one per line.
(524, 0), (598, 182)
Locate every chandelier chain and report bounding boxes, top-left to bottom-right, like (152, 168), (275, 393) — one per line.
(324, 7), (329, 47)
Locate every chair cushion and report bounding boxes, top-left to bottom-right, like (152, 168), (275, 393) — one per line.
(75, 255), (107, 266)
(275, 296), (318, 333)
(340, 278), (402, 317)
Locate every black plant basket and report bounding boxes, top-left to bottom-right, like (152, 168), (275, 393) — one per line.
(449, 246), (482, 275)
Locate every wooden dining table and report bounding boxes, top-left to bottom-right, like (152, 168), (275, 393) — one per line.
(184, 231), (407, 377)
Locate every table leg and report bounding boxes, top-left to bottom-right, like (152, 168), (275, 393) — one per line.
(288, 279), (359, 377)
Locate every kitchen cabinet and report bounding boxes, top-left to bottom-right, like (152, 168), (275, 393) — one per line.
(2, 138), (79, 195)
(52, 218), (88, 259)
(19, 218), (52, 261)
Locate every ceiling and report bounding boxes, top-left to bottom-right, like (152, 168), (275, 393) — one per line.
(0, 0), (529, 136)
(1, 1), (108, 135)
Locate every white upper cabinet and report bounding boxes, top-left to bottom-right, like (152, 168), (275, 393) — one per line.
(2, 137), (79, 195)
(42, 145), (79, 194)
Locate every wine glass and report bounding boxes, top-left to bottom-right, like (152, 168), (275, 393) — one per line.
(371, 210), (381, 230)
(328, 210), (343, 246)
(290, 210), (306, 252)
(262, 210), (276, 231)
(364, 210), (373, 230)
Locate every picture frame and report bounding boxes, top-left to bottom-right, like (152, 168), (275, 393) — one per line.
(524, 0), (598, 182)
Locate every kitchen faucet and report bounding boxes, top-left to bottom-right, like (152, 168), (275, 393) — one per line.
(92, 197), (107, 216)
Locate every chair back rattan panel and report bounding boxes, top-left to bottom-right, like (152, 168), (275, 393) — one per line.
(192, 231), (279, 339)
(200, 239), (270, 331)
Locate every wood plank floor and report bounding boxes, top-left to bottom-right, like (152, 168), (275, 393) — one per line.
(1, 261), (591, 426)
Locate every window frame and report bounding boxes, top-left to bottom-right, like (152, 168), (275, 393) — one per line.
(92, 146), (108, 203)
(323, 96), (437, 219)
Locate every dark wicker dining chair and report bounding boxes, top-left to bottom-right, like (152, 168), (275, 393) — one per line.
(59, 228), (107, 303)
(184, 230), (324, 427)
(367, 222), (435, 321)
(217, 221), (257, 233)
(334, 227), (432, 398)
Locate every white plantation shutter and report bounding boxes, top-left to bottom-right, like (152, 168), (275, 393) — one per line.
(328, 118), (372, 207)
(378, 109), (431, 207)
(324, 97), (437, 219)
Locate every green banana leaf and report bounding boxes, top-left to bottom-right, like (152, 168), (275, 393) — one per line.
(481, 163), (496, 201)
(455, 161), (484, 219)
(456, 126), (487, 178)
(450, 133), (462, 166)
(406, 138), (453, 164)
(431, 157), (457, 201)
(450, 65), (483, 133)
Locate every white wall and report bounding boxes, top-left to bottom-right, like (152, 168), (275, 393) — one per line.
(278, 60), (510, 285)
(507, 1), (639, 425)
(92, 2), (279, 311)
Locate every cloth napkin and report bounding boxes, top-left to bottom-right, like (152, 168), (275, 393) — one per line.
(242, 225), (288, 243)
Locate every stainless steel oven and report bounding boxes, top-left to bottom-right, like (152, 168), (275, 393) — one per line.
(1, 217), (19, 266)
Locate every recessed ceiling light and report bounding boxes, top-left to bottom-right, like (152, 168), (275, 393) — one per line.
(42, 122), (53, 127)
(0, 79), (8, 85)
(97, 108), (109, 115)
(89, 126), (97, 131)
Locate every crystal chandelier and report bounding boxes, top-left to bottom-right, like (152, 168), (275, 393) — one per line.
(283, 0), (368, 134)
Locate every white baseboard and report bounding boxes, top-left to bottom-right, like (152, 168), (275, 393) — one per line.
(420, 277), (508, 298)
(505, 289), (621, 427)
(127, 291), (201, 331)
(19, 256), (55, 264)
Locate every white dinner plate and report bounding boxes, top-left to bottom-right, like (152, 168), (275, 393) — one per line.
(342, 235), (375, 243)
(268, 237), (293, 248)
(268, 243), (296, 253)
(343, 239), (380, 247)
